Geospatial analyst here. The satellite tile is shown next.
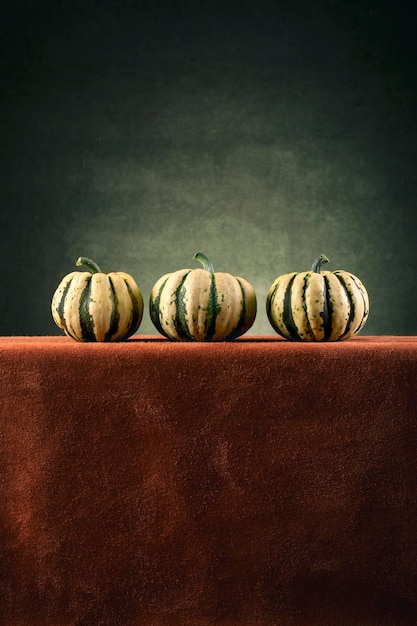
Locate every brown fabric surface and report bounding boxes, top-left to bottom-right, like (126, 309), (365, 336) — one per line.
(0, 335), (416, 625)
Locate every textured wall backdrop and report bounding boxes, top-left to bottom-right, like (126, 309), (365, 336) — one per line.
(1, 0), (416, 336)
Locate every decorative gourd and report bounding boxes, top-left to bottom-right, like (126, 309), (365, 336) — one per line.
(149, 252), (257, 341)
(51, 257), (143, 342)
(266, 254), (369, 341)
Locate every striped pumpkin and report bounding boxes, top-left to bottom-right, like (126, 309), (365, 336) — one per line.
(266, 254), (369, 341)
(149, 252), (257, 341)
(51, 257), (143, 341)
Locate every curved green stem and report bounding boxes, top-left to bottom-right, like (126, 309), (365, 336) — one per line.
(311, 254), (329, 274)
(76, 257), (102, 274)
(194, 251), (214, 274)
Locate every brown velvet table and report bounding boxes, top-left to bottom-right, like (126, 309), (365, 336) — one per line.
(0, 335), (416, 625)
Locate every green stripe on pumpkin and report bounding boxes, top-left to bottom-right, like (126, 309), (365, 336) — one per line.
(174, 272), (195, 341)
(205, 273), (221, 340)
(105, 277), (120, 341)
(283, 274), (301, 340)
(322, 276), (334, 341)
(78, 278), (96, 341)
(301, 272), (315, 340)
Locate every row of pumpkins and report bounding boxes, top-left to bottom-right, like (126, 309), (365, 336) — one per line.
(51, 252), (369, 342)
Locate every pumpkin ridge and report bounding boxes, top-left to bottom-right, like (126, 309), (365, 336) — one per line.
(347, 273), (369, 334)
(224, 277), (247, 341)
(283, 274), (301, 340)
(265, 281), (278, 323)
(174, 271), (195, 341)
(150, 276), (171, 339)
(301, 273), (316, 341)
(205, 273), (221, 341)
(266, 278), (285, 336)
(322, 276), (334, 341)
(64, 273), (90, 341)
(124, 279), (142, 338)
(105, 276), (120, 341)
(78, 277), (96, 341)
(55, 276), (73, 333)
(333, 272), (356, 340)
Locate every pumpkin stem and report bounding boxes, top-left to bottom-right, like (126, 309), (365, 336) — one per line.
(76, 257), (102, 274)
(194, 251), (214, 274)
(311, 254), (330, 274)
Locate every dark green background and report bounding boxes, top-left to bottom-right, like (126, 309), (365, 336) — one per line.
(1, 0), (416, 336)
